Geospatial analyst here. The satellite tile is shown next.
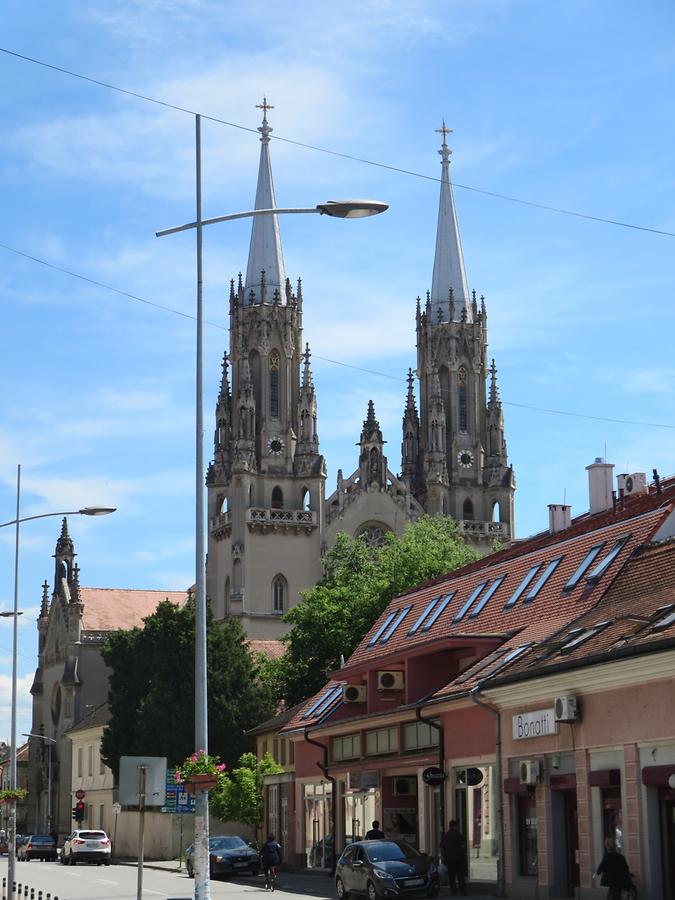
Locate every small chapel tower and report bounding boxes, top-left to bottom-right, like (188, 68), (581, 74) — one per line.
(403, 124), (515, 547)
(206, 100), (326, 637)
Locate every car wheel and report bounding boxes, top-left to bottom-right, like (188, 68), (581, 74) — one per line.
(104, 859), (111, 866)
(367, 881), (379, 900)
(336, 876), (350, 900)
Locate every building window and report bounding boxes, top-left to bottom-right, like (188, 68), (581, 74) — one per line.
(280, 740), (287, 766)
(99, 749), (105, 776)
(458, 367), (468, 432)
(463, 498), (474, 520)
(403, 721), (439, 751)
(517, 791), (538, 875)
(270, 351), (280, 418)
(271, 486), (283, 509)
(289, 741), (295, 765)
(366, 727), (399, 756)
(99, 804), (105, 830)
(88, 745), (94, 776)
(331, 733), (361, 762)
(272, 575), (287, 614)
(77, 747), (83, 778)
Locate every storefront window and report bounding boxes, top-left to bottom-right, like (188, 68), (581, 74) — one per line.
(517, 790), (538, 876)
(366, 727), (399, 756)
(454, 766), (498, 883)
(304, 782), (333, 869)
(601, 787), (623, 852)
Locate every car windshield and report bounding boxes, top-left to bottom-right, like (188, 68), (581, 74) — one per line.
(365, 842), (420, 862)
(78, 832), (106, 840)
(210, 836), (247, 851)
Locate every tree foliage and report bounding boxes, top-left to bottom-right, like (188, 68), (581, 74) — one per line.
(101, 601), (275, 778)
(267, 515), (478, 705)
(210, 752), (283, 838)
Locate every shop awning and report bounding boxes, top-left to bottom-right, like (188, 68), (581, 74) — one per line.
(589, 769), (621, 787)
(642, 765), (675, 786)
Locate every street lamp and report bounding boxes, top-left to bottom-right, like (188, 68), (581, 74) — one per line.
(1, 463), (115, 899)
(156, 113), (387, 900)
(22, 734), (56, 832)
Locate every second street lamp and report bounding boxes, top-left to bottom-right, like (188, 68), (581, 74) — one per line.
(156, 111), (387, 900)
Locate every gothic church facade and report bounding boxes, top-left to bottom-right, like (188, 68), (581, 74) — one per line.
(206, 107), (514, 639)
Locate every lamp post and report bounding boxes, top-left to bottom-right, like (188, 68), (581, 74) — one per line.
(156, 113), (387, 900)
(22, 734), (56, 832)
(1, 463), (115, 899)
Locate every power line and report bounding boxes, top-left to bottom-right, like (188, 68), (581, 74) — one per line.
(1, 46), (674, 239)
(1, 238), (673, 432)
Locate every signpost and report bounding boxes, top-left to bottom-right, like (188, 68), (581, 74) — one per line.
(75, 789), (86, 800)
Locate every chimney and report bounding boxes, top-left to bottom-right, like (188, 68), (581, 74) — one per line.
(587, 458), (614, 514)
(548, 504), (572, 534)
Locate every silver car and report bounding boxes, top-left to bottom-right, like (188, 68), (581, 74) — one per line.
(61, 829), (111, 865)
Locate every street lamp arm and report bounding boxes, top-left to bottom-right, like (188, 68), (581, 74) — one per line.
(0, 507), (116, 529)
(156, 206), (319, 237)
(22, 733), (57, 743)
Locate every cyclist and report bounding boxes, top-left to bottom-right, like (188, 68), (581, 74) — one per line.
(260, 833), (282, 890)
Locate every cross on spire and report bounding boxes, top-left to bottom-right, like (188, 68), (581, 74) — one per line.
(435, 119), (452, 144)
(256, 97), (274, 141)
(436, 119), (453, 164)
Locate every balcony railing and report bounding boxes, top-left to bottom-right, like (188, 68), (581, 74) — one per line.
(459, 519), (508, 539)
(247, 508), (317, 527)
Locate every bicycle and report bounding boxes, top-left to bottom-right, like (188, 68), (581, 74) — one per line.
(264, 864), (279, 891)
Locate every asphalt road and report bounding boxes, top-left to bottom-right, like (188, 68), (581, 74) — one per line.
(0, 859), (331, 900)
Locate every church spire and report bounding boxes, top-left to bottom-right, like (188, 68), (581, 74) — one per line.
(489, 358), (501, 407)
(430, 121), (470, 323)
(244, 98), (287, 305)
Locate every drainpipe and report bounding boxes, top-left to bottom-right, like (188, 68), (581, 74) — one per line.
(469, 685), (506, 898)
(304, 728), (337, 876)
(416, 698), (446, 845)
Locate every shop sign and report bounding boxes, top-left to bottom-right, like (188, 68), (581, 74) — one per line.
(347, 770), (379, 791)
(512, 708), (558, 740)
(422, 766), (445, 786)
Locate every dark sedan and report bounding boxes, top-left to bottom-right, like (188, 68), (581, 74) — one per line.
(185, 835), (260, 879)
(17, 834), (57, 862)
(336, 840), (439, 900)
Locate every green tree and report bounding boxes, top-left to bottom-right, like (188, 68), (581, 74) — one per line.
(101, 602), (275, 777)
(210, 752), (283, 840)
(270, 515), (478, 705)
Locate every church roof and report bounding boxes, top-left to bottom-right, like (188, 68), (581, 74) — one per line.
(79, 588), (189, 632)
(430, 122), (470, 322)
(244, 98), (287, 304)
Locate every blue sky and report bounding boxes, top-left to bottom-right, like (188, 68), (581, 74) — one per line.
(1, 0), (674, 741)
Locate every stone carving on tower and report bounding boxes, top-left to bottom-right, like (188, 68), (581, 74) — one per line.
(401, 122), (515, 547)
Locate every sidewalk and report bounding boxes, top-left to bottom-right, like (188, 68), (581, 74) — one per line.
(121, 859), (501, 899)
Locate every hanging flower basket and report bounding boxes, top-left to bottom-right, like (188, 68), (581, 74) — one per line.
(174, 750), (227, 794)
(0, 788), (27, 804)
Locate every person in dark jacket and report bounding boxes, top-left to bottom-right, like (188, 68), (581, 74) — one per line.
(260, 834), (282, 888)
(440, 820), (467, 896)
(593, 837), (632, 900)
(365, 821), (385, 840)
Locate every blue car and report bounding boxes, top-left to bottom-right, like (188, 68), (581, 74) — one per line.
(336, 840), (439, 900)
(185, 835), (260, 879)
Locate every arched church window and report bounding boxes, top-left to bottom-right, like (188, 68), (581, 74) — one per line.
(270, 350), (280, 418)
(272, 574), (287, 614)
(369, 447), (379, 476)
(272, 486), (283, 509)
(463, 497), (474, 521)
(356, 523), (390, 549)
(302, 488), (311, 511)
(458, 367), (468, 432)
(492, 501), (501, 523)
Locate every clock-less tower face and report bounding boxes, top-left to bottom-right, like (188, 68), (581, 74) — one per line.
(457, 450), (474, 469)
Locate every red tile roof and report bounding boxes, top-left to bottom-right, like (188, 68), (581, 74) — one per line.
(248, 640), (285, 660)
(283, 496), (675, 734)
(81, 588), (189, 631)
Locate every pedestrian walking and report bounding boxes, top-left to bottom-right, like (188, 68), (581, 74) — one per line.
(365, 820), (385, 840)
(440, 820), (467, 896)
(592, 837), (633, 900)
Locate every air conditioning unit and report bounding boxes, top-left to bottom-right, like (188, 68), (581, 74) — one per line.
(393, 776), (417, 796)
(342, 684), (367, 704)
(617, 472), (648, 496)
(554, 694), (579, 722)
(377, 671), (404, 691)
(519, 759), (540, 786)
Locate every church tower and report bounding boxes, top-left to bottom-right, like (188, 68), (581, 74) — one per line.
(403, 124), (515, 548)
(206, 100), (326, 637)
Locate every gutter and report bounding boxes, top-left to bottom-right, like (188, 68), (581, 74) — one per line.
(415, 695), (445, 846)
(469, 685), (506, 898)
(303, 727), (337, 876)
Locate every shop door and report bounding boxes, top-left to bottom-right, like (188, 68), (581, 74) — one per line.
(550, 789), (578, 897)
(564, 791), (579, 895)
(662, 791), (675, 900)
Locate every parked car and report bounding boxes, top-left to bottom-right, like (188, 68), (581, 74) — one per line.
(335, 840), (439, 900)
(185, 835), (260, 879)
(17, 834), (57, 861)
(61, 829), (111, 865)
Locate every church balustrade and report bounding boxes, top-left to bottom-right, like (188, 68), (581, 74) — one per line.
(460, 519), (508, 539)
(246, 507), (317, 530)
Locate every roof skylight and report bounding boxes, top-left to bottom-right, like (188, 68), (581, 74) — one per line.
(453, 581), (488, 623)
(504, 564), (541, 609)
(469, 575), (506, 619)
(652, 605), (675, 632)
(379, 605), (413, 644)
(408, 595), (441, 636)
(563, 542), (605, 591)
(559, 621), (611, 654)
(368, 611), (397, 647)
(421, 591), (455, 631)
(586, 535), (631, 583)
(311, 685), (343, 718)
(522, 556), (563, 603)
(302, 685), (341, 720)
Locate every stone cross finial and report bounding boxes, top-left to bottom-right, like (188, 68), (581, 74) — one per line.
(256, 97), (274, 140)
(436, 119), (453, 163)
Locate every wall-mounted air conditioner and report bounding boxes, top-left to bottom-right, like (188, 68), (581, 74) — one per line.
(393, 776), (417, 796)
(617, 472), (648, 496)
(377, 671), (404, 691)
(554, 695), (579, 722)
(342, 684), (367, 704)
(519, 759), (540, 786)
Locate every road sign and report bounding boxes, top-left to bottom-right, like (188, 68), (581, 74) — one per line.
(75, 789), (86, 799)
(161, 768), (195, 815)
(422, 766), (445, 786)
(112, 802), (122, 815)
